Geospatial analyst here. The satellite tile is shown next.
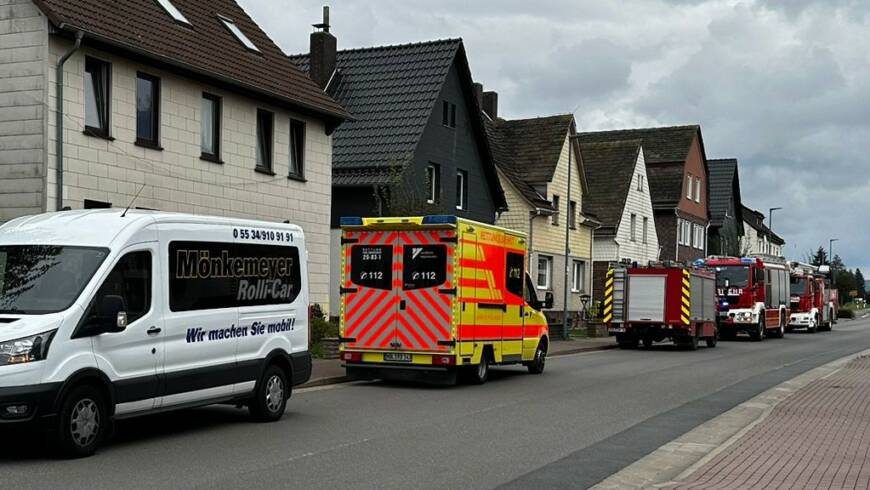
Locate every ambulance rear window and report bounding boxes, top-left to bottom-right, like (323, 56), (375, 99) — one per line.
(350, 245), (392, 290)
(403, 245), (446, 290)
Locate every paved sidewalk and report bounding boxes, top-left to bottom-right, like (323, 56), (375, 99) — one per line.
(301, 336), (616, 388)
(672, 355), (870, 489)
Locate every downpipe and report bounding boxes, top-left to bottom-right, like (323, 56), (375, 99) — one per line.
(56, 31), (84, 211)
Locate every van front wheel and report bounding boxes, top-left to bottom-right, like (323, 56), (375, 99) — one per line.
(56, 385), (107, 458)
(249, 365), (288, 422)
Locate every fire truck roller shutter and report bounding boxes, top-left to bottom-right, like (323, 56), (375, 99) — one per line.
(689, 273), (716, 322)
(627, 275), (666, 323)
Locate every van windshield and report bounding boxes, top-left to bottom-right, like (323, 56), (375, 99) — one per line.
(0, 246), (108, 314)
(715, 266), (750, 289)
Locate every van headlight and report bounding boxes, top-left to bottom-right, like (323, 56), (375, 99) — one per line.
(0, 330), (57, 366)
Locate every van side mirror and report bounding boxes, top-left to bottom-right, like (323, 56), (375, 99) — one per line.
(544, 292), (554, 310)
(99, 295), (127, 333)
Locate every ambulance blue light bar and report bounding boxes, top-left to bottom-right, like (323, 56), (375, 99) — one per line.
(340, 217), (364, 226)
(422, 215), (457, 225)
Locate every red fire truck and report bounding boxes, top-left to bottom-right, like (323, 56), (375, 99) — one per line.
(604, 263), (718, 350)
(704, 255), (791, 340)
(787, 262), (836, 332)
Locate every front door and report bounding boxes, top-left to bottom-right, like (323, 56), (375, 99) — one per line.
(90, 244), (163, 415)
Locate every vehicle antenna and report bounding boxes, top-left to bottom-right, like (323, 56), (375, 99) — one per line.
(121, 184), (146, 218)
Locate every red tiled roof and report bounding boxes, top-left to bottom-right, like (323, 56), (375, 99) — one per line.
(34, 0), (348, 122)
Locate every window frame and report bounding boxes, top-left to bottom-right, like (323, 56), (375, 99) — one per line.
(630, 213), (637, 242)
(84, 56), (112, 140)
(255, 108), (274, 174)
(156, 0), (191, 25)
(694, 177), (701, 203)
(200, 92), (222, 163)
(455, 169), (467, 210)
(637, 174), (644, 192)
(82, 250), (153, 333)
(426, 163), (440, 204)
(686, 174), (693, 200)
(642, 216), (649, 244)
(135, 72), (161, 150)
(568, 200), (577, 229)
(536, 255), (553, 290)
(552, 195), (560, 226)
(571, 260), (586, 293)
(289, 118), (306, 181)
(218, 15), (260, 53)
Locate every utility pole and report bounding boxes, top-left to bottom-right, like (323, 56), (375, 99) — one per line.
(829, 238), (839, 285)
(561, 137), (573, 341)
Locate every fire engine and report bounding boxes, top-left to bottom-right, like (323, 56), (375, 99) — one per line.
(337, 216), (552, 385)
(704, 255), (791, 340)
(787, 262), (836, 332)
(604, 262), (718, 350)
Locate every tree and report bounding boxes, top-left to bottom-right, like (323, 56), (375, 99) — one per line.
(856, 269), (866, 299)
(371, 155), (432, 217)
(808, 246), (828, 266)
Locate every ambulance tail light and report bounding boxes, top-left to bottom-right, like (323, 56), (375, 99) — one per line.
(342, 351), (362, 363)
(432, 354), (456, 366)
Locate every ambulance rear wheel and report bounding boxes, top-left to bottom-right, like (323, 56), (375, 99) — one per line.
(527, 343), (546, 375)
(468, 358), (489, 384)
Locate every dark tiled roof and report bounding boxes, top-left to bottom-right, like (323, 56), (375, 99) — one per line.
(291, 39), (460, 178)
(485, 119), (552, 209)
(742, 205), (785, 245)
(708, 158), (743, 228)
(33, 0), (347, 123)
(577, 125), (699, 163)
(486, 114), (575, 185)
(579, 140), (643, 233)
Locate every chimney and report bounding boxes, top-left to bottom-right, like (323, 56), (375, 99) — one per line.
(482, 91), (498, 119)
(473, 82), (483, 108)
(309, 6), (336, 90)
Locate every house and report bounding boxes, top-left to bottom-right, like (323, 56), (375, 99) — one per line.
(741, 205), (785, 257)
(290, 20), (507, 314)
(578, 125), (710, 263)
(707, 158), (745, 256)
(580, 139), (660, 301)
(486, 109), (595, 325)
(0, 0), (348, 309)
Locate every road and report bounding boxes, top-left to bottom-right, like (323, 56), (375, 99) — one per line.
(4, 317), (870, 490)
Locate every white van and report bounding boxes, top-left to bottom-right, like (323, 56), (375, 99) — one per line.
(0, 210), (311, 457)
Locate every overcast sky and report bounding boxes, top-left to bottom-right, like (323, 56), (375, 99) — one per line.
(242, 0), (870, 272)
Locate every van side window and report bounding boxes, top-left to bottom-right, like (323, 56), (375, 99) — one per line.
(350, 245), (393, 291)
(403, 245), (446, 290)
(169, 242), (301, 311)
(86, 251), (152, 326)
(505, 252), (524, 298)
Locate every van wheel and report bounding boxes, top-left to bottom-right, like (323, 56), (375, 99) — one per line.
(249, 365), (288, 422)
(527, 343), (546, 375)
(56, 385), (107, 459)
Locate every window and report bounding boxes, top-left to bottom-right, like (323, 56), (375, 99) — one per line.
(135, 73), (160, 148)
(630, 213), (637, 242)
(403, 245), (447, 290)
(84, 57), (110, 138)
(643, 217), (649, 244)
(637, 174), (644, 192)
(442, 101), (456, 128)
(256, 109), (273, 172)
(571, 261), (586, 293)
(201, 93), (221, 161)
(350, 245), (393, 291)
(156, 0), (190, 24)
(84, 199), (111, 209)
(686, 175), (693, 199)
(537, 255), (552, 290)
(169, 242), (301, 311)
(552, 195), (560, 226)
(218, 16), (260, 52)
(426, 164), (440, 204)
(694, 177), (701, 203)
(505, 252), (524, 297)
(289, 119), (305, 179)
(692, 224), (699, 248)
(85, 251), (152, 327)
(456, 169), (467, 210)
(568, 200), (577, 229)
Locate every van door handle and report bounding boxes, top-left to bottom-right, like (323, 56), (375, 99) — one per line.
(147, 327), (162, 335)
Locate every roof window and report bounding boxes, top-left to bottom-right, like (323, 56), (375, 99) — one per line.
(218, 16), (260, 52)
(155, 0), (190, 25)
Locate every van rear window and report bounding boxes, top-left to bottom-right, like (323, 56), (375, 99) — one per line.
(403, 245), (446, 290)
(350, 245), (392, 290)
(169, 241), (301, 311)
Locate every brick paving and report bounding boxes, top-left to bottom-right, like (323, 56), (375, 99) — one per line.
(673, 355), (870, 489)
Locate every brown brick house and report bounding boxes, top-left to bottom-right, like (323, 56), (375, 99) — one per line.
(578, 125), (710, 263)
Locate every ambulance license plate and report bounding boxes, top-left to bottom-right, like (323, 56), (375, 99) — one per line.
(384, 353), (412, 363)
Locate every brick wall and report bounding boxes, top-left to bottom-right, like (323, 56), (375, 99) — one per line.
(0, 0), (48, 221)
(45, 37), (334, 310)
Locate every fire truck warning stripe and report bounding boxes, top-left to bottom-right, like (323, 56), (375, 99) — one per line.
(682, 295), (691, 306)
(681, 306), (691, 316)
(604, 286), (614, 297)
(603, 304), (613, 315)
(681, 316), (690, 325)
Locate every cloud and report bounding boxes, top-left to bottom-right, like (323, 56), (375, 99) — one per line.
(240, 0), (870, 271)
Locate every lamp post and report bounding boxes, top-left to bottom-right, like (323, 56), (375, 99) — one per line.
(768, 207), (782, 233)
(829, 238), (839, 286)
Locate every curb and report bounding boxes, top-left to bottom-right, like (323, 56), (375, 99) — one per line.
(591, 347), (870, 489)
(299, 342), (618, 389)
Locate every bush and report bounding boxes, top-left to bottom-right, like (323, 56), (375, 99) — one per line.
(839, 308), (855, 319)
(309, 303), (338, 344)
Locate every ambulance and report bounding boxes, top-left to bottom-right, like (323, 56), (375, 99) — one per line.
(338, 216), (552, 384)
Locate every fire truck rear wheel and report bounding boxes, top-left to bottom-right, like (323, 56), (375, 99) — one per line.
(642, 336), (654, 348)
(616, 334), (638, 349)
(706, 332), (718, 348)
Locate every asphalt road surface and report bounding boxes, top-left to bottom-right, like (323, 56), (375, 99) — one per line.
(4, 317), (870, 490)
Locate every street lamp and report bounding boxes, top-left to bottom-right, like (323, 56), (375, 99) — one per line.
(829, 238), (839, 286)
(768, 207), (783, 233)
